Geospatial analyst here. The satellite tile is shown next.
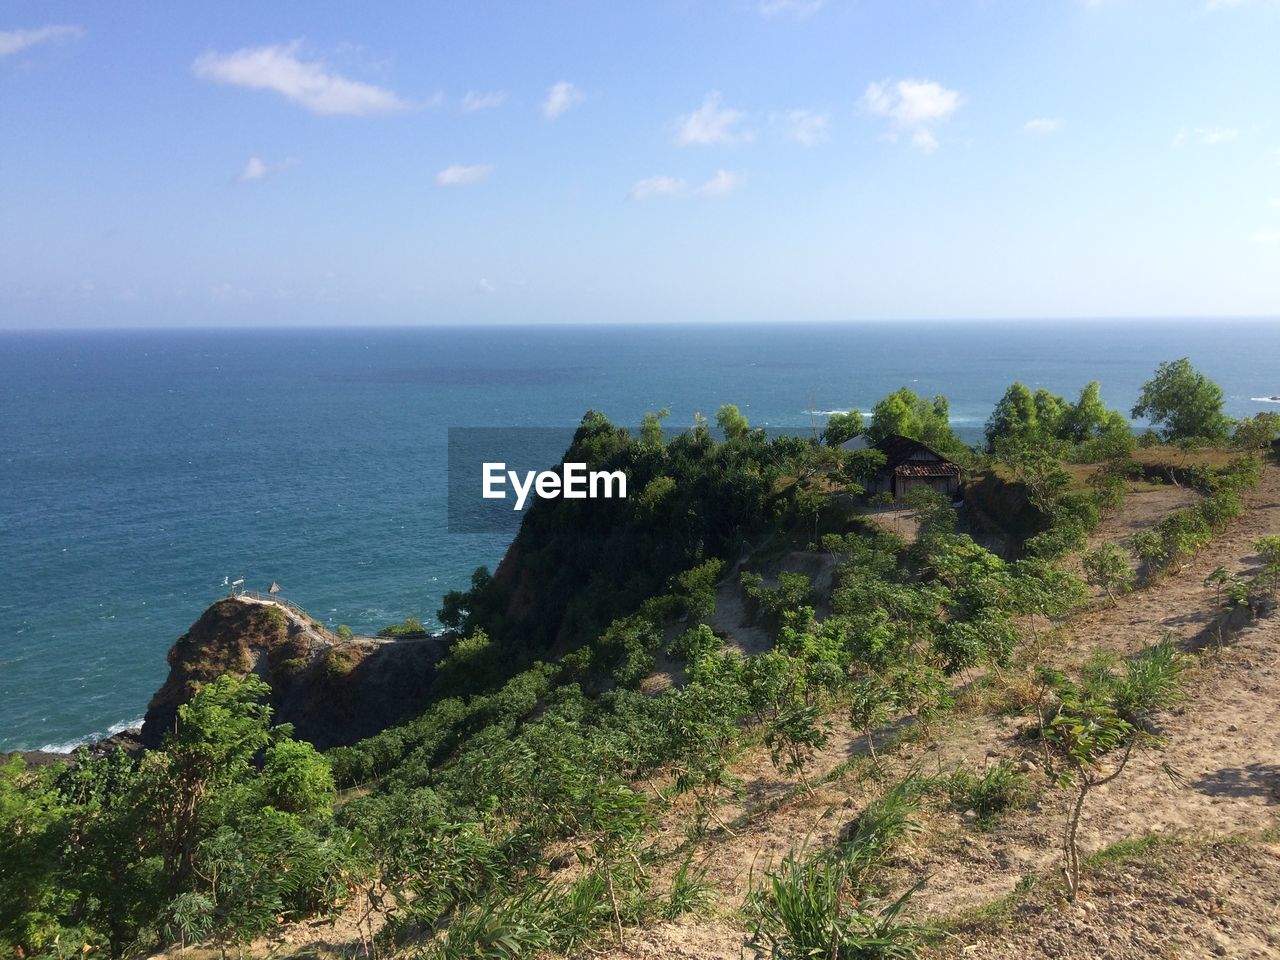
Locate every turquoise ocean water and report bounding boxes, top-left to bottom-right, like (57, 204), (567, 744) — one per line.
(2, 320), (1278, 752)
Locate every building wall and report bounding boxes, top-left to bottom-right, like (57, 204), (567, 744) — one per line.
(895, 476), (959, 499)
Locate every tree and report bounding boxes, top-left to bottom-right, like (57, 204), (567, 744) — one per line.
(868, 387), (961, 456)
(639, 407), (670, 449)
(1256, 536), (1280, 594)
(985, 382), (1039, 450)
(1041, 642), (1188, 900)
(1033, 388), (1069, 440)
(1065, 381), (1114, 442)
(822, 409), (864, 447)
(997, 444), (1070, 514)
(1234, 412), (1280, 452)
(665, 655), (747, 834)
(1081, 543), (1135, 605)
(676, 559), (723, 622)
(715, 404), (750, 441)
(1131, 358), (1231, 443)
(848, 675), (897, 766)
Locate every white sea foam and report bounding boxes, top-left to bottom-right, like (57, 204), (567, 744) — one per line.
(1251, 396), (1280, 404)
(38, 716), (144, 754)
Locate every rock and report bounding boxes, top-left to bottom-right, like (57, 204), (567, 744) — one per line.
(141, 597), (450, 750)
(1227, 723), (1240, 732)
(1018, 759), (1039, 773)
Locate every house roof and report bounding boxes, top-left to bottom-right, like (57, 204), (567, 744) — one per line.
(873, 434), (956, 469)
(838, 435), (871, 451)
(894, 460), (962, 478)
(862, 434), (964, 478)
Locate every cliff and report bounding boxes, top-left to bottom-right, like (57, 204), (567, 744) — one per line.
(140, 595), (449, 751)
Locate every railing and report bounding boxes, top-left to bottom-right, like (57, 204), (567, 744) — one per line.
(232, 590), (313, 619)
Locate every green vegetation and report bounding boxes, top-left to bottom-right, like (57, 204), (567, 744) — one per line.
(822, 408), (865, 447)
(376, 616), (430, 638)
(868, 386), (966, 459)
(1, 676), (342, 958)
(749, 779), (930, 959)
(1037, 640), (1191, 900)
(1129, 454), (1259, 576)
(985, 380), (1131, 460)
(937, 760), (1032, 829)
(1131, 357), (1232, 443)
(1082, 542), (1135, 604)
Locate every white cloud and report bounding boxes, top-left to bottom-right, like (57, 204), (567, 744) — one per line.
(192, 41), (409, 115)
(627, 170), (745, 200)
(1269, 197), (1280, 209)
(1252, 229), (1280, 243)
(461, 90), (506, 112)
(862, 78), (962, 151)
(236, 156), (298, 182)
(542, 81), (583, 119)
(1176, 126), (1241, 146)
(475, 278), (496, 295)
(628, 175), (688, 201)
(911, 129), (939, 153)
(863, 79), (962, 127)
(695, 169), (746, 197)
(676, 92), (751, 146)
(776, 109), (829, 146)
(1024, 117), (1063, 134)
(759, 0), (824, 17)
(1197, 127), (1240, 145)
(0, 24), (83, 58)
(435, 163), (495, 187)
(1206, 0), (1249, 9)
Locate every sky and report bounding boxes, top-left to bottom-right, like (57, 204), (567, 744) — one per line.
(1, 0), (1279, 328)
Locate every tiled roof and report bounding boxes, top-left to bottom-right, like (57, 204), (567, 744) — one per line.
(894, 461), (962, 478)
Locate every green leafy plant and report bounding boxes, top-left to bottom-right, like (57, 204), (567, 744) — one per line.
(1082, 543), (1135, 605)
(941, 760), (1031, 829)
(1040, 641), (1189, 900)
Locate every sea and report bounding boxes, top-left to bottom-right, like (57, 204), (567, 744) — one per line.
(2, 319), (1278, 753)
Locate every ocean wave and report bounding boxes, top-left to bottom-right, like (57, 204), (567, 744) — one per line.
(39, 716), (144, 754)
(1251, 396), (1280, 404)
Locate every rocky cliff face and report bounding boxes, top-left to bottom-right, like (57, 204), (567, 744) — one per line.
(141, 597), (449, 751)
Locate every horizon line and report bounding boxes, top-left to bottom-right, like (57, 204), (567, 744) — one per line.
(3, 314), (1279, 334)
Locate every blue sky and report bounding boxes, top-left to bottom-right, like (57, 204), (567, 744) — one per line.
(2, 0), (1278, 327)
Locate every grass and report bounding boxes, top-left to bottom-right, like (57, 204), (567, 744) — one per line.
(938, 761), (1033, 830)
(663, 856), (715, 920)
(1082, 832), (1176, 868)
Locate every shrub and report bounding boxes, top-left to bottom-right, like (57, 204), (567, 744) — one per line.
(676, 558), (723, 622)
(1081, 543), (1135, 604)
(377, 616), (430, 639)
(942, 760), (1031, 829)
(741, 571), (814, 636)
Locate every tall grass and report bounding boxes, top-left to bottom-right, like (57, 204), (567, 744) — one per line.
(749, 778), (930, 959)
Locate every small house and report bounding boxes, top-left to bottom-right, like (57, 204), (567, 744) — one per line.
(841, 433), (962, 501)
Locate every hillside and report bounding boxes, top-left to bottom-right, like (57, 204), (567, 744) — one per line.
(3, 382), (1278, 960)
